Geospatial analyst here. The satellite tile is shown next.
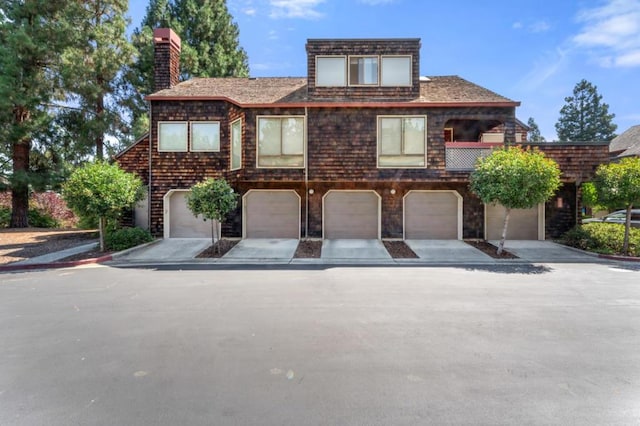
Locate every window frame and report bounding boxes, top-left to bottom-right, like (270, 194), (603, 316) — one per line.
(256, 115), (306, 169)
(348, 55), (379, 86)
(380, 55), (412, 87)
(230, 118), (242, 171)
(157, 121), (188, 152)
(316, 55), (347, 87)
(376, 115), (427, 169)
(190, 121), (221, 152)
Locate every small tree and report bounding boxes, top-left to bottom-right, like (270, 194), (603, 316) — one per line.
(527, 117), (546, 142)
(186, 178), (238, 253)
(593, 158), (640, 256)
(470, 147), (561, 255)
(63, 162), (143, 251)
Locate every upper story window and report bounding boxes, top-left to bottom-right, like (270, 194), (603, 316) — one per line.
(257, 116), (305, 168)
(316, 56), (346, 87)
(191, 122), (220, 151)
(315, 55), (412, 87)
(378, 116), (426, 168)
(349, 56), (378, 85)
(230, 118), (242, 170)
(158, 122), (188, 151)
(381, 56), (411, 86)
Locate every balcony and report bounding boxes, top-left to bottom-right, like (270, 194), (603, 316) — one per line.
(445, 142), (502, 171)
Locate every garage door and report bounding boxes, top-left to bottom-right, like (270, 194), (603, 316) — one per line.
(243, 190), (300, 238)
(404, 191), (461, 239)
(165, 190), (216, 238)
(323, 191), (379, 239)
(485, 204), (542, 240)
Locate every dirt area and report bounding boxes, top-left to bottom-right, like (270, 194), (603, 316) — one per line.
(383, 240), (419, 258)
(195, 239), (239, 258)
(294, 240), (323, 258)
(465, 240), (518, 259)
(0, 228), (98, 265)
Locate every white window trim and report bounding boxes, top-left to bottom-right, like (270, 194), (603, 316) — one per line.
(380, 55), (412, 87)
(190, 121), (221, 152)
(256, 115), (307, 169)
(157, 121), (188, 152)
(315, 55), (347, 87)
(348, 55), (379, 87)
(376, 115), (427, 169)
(230, 118), (242, 171)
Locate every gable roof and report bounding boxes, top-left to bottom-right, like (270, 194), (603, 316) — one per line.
(146, 75), (518, 107)
(610, 125), (640, 158)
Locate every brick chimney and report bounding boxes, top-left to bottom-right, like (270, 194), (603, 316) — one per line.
(153, 28), (181, 91)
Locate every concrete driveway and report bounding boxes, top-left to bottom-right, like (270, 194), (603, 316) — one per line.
(116, 238), (210, 262)
(220, 238), (298, 262)
(406, 239), (493, 262)
(321, 239), (391, 261)
(494, 240), (599, 263)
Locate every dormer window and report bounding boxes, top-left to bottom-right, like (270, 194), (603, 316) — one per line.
(349, 56), (378, 85)
(381, 56), (411, 86)
(315, 54), (412, 88)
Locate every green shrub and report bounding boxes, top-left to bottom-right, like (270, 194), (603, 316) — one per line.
(28, 208), (60, 228)
(104, 227), (153, 251)
(562, 223), (640, 256)
(0, 207), (10, 228)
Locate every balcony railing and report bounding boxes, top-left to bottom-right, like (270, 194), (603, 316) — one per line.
(445, 142), (502, 170)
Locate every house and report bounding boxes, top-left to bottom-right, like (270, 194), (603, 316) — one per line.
(116, 28), (609, 242)
(609, 125), (640, 160)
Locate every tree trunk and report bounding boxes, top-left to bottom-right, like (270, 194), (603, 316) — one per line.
(98, 216), (105, 252)
(10, 107), (31, 228)
(623, 206), (632, 256)
(497, 207), (511, 255)
(96, 94), (104, 160)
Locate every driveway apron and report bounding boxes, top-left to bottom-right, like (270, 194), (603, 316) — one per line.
(406, 240), (494, 262)
(321, 239), (392, 260)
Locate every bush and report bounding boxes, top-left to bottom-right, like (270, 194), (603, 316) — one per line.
(562, 223), (640, 256)
(104, 227), (153, 251)
(0, 206), (10, 228)
(28, 208), (59, 228)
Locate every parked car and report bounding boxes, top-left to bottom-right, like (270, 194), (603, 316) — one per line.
(583, 209), (640, 228)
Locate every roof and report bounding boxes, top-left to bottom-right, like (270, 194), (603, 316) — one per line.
(146, 75), (518, 106)
(609, 125), (640, 158)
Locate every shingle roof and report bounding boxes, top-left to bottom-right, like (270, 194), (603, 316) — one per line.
(610, 125), (640, 158)
(147, 75), (517, 105)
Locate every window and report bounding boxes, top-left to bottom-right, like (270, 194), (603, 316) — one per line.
(349, 56), (378, 85)
(381, 56), (411, 86)
(158, 122), (188, 151)
(316, 56), (346, 87)
(230, 119), (242, 170)
(378, 116), (426, 168)
(257, 116), (305, 168)
(191, 122), (220, 151)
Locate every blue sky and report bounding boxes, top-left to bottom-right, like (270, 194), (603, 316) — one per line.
(129, 0), (640, 141)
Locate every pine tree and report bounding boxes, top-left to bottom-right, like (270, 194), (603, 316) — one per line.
(0, 0), (75, 227)
(526, 117), (546, 142)
(125, 0), (249, 139)
(555, 79), (617, 142)
(60, 0), (134, 160)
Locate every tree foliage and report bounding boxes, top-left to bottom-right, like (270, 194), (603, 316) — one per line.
(555, 79), (617, 142)
(470, 147), (561, 254)
(592, 157), (640, 255)
(63, 162), (143, 251)
(60, 0), (134, 160)
(526, 117), (546, 142)
(186, 178), (238, 250)
(0, 0), (76, 227)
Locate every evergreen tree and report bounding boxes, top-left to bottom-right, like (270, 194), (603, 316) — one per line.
(125, 0), (249, 138)
(526, 117), (546, 142)
(0, 0), (75, 227)
(555, 79), (617, 142)
(60, 0), (134, 160)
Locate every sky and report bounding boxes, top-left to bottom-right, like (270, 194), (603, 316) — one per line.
(128, 0), (640, 141)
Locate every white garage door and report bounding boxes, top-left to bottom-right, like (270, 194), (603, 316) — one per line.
(243, 190), (300, 239)
(485, 204), (542, 240)
(404, 191), (461, 239)
(323, 191), (380, 239)
(166, 190), (215, 238)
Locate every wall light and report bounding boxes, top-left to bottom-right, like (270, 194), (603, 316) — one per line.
(308, 189), (314, 195)
(390, 189), (396, 195)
